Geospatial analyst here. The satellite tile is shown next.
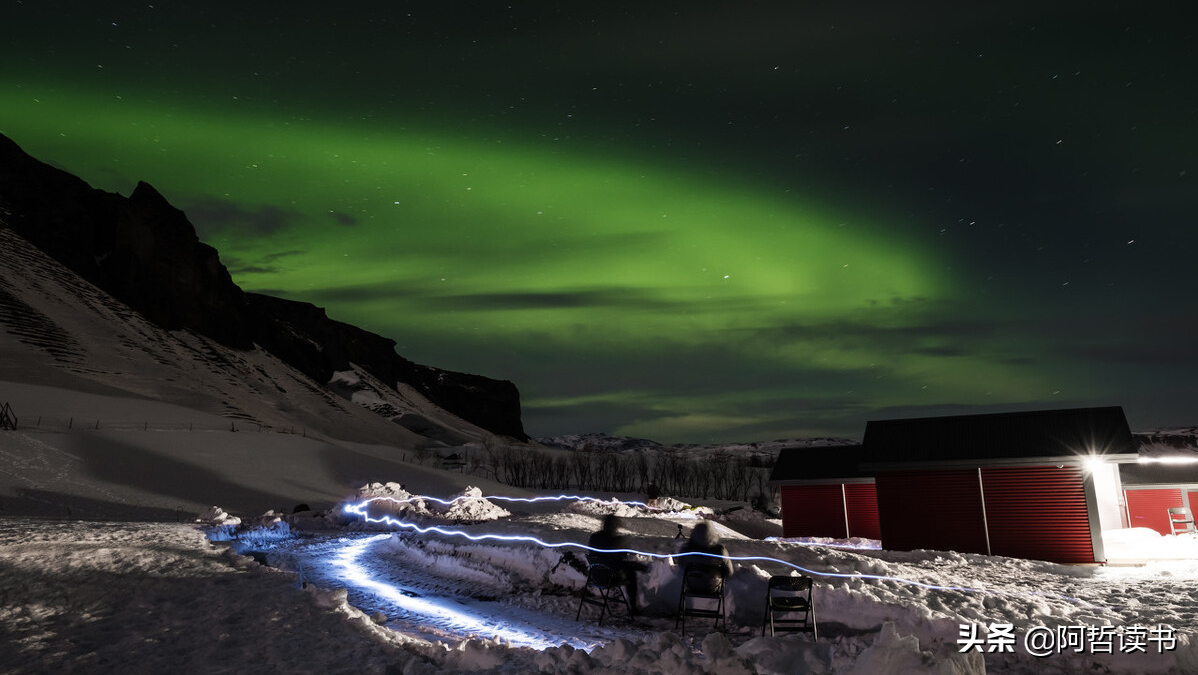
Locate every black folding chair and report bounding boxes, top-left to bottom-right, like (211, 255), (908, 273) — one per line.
(576, 554), (633, 625)
(676, 563), (726, 633)
(762, 574), (817, 638)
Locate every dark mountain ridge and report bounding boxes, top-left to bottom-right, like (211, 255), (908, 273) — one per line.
(0, 133), (525, 440)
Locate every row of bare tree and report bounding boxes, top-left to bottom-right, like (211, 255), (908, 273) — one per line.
(443, 439), (772, 503)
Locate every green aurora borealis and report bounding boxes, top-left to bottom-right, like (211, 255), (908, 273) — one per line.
(3, 3), (1195, 441)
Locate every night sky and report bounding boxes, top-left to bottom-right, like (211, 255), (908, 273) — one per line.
(3, 2), (1194, 442)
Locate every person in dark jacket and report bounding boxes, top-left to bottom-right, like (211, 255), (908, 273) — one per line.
(587, 514), (648, 613)
(677, 521), (734, 592)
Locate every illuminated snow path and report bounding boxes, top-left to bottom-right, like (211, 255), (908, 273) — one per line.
(261, 533), (612, 651)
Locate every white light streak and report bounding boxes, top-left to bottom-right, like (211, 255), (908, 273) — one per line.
(341, 493), (1101, 609)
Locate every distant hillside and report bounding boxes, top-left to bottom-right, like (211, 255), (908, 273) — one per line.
(0, 133), (525, 443)
(537, 432), (857, 464)
(1135, 427), (1198, 457)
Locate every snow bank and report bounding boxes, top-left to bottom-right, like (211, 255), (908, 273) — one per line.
(194, 505), (240, 526)
(534, 631), (761, 675)
(349, 482), (511, 524)
(569, 497), (649, 519)
(567, 495), (714, 520)
(837, 622), (985, 675)
(1104, 526), (1198, 561)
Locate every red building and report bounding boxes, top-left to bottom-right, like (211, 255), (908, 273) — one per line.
(1119, 460), (1198, 535)
(771, 407), (1140, 564)
(769, 446), (881, 540)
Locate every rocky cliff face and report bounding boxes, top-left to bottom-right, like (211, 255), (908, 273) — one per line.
(0, 133), (526, 439)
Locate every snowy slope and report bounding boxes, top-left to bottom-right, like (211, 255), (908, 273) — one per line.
(0, 381), (531, 519)
(0, 224), (492, 448)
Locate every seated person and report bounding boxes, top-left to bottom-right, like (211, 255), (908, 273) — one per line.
(677, 521), (734, 592)
(587, 514), (649, 613)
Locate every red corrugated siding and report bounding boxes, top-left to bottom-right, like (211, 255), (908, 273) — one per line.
(981, 466), (1096, 564)
(875, 469), (988, 554)
(780, 485), (847, 538)
(1178, 492), (1198, 534)
(1125, 488), (1183, 535)
(844, 483), (881, 540)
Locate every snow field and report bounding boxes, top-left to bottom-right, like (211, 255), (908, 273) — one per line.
(5, 492), (1197, 673)
(314, 487), (1198, 674)
(3, 381), (1197, 674)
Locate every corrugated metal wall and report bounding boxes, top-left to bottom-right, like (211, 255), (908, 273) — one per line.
(875, 466), (1099, 563)
(844, 483), (881, 540)
(1124, 488), (1183, 535)
(981, 466), (1095, 564)
(875, 469), (989, 555)
(780, 484), (847, 538)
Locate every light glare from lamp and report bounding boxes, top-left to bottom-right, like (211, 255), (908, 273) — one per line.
(1082, 455), (1107, 474)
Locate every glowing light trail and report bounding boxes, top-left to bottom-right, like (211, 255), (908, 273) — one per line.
(332, 534), (595, 651)
(342, 494), (1101, 609)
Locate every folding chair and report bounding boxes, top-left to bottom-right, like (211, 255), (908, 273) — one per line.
(762, 574), (817, 639)
(576, 554), (633, 625)
(1168, 507), (1196, 536)
(676, 563), (726, 634)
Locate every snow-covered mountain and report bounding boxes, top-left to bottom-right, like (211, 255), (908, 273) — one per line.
(0, 132), (524, 446)
(0, 225), (493, 448)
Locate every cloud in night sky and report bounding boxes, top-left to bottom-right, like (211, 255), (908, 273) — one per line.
(329, 211), (359, 227)
(1, 1), (1194, 441)
(183, 197), (302, 238)
(220, 250), (308, 277)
